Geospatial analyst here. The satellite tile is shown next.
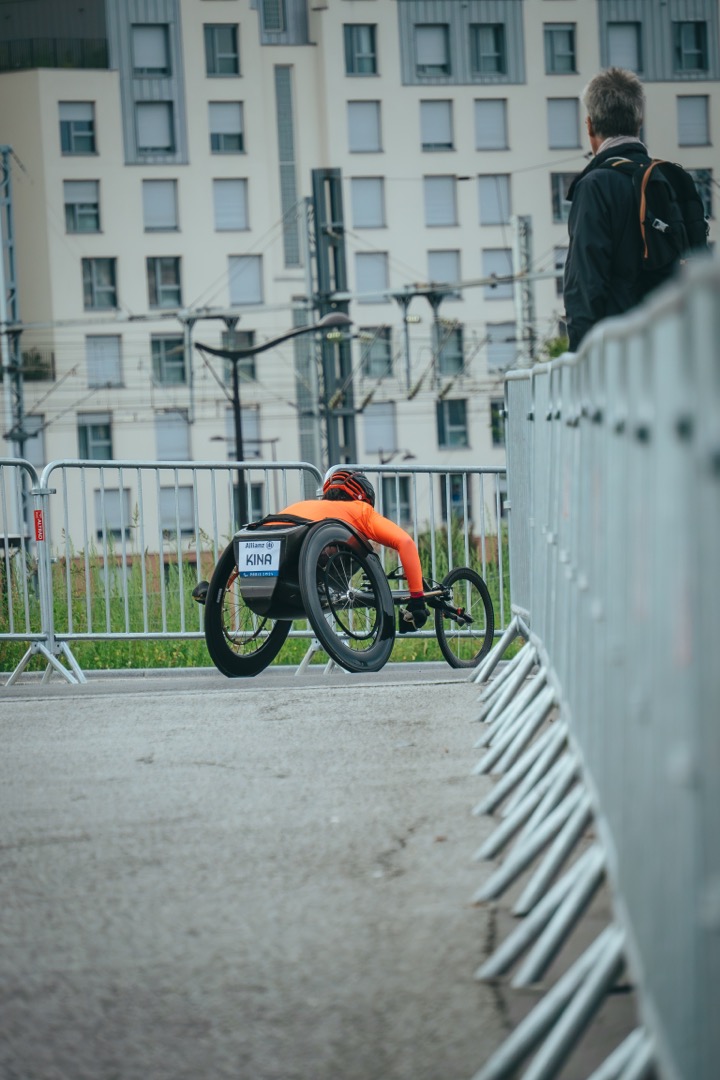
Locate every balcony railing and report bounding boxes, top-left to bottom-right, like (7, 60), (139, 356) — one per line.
(0, 37), (109, 73)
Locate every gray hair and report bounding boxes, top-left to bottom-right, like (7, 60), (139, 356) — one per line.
(583, 67), (645, 138)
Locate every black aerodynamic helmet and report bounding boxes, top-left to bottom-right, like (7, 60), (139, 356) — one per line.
(322, 469), (376, 507)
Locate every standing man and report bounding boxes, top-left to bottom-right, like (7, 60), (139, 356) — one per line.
(563, 67), (706, 351)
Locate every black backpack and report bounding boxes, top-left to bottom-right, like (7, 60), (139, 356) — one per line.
(601, 157), (709, 296)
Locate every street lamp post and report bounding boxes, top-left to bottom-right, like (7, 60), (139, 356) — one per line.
(196, 312), (352, 525)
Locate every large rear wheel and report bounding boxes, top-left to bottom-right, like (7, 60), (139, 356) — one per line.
(204, 541), (291, 677)
(435, 567), (494, 669)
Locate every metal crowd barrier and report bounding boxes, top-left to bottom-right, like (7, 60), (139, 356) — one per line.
(470, 257), (719, 1080)
(0, 459), (508, 684)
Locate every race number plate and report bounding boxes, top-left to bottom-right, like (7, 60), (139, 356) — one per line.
(237, 538), (282, 578)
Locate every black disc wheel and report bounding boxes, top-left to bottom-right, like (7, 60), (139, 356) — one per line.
(204, 541), (291, 677)
(435, 567), (494, 669)
(299, 522), (395, 674)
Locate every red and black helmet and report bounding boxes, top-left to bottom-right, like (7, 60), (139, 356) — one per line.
(322, 469), (376, 508)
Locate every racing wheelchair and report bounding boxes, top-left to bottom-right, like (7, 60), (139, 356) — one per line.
(198, 515), (495, 677)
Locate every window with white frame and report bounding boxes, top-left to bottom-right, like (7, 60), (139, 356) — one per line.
(225, 404), (261, 458)
(363, 401), (397, 456)
(673, 21), (708, 72)
(687, 168), (713, 219)
(359, 327), (393, 377)
(222, 328), (256, 381)
(155, 410), (190, 459)
(554, 246), (568, 298)
(415, 24), (450, 76)
(261, 0), (285, 33)
(59, 102), (95, 154)
(470, 24), (506, 75)
(64, 180), (99, 233)
(350, 177), (385, 228)
(159, 487), (194, 536)
(82, 259), (117, 310)
(420, 100), (453, 150)
(440, 473), (473, 521)
(547, 98), (580, 149)
(436, 399), (468, 448)
(213, 178), (249, 230)
(24, 414), (45, 473)
(209, 102), (244, 152)
(544, 24), (576, 74)
(551, 172), (578, 223)
(93, 487), (130, 540)
(677, 96), (710, 145)
(486, 322), (516, 370)
(86, 335), (122, 388)
(78, 412), (113, 458)
(478, 175), (511, 225)
(347, 101), (382, 152)
(381, 476), (411, 526)
(482, 249), (514, 300)
(136, 102), (175, 153)
(490, 399), (505, 446)
(229, 255), (263, 304)
(204, 24), (239, 76)
(142, 179), (178, 231)
(428, 250), (461, 299)
(424, 176), (457, 226)
(607, 22), (642, 72)
(147, 257), (182, 308)
(437, 324), (464, 374)
(344, 24), (377, 75)
(474, 99), (508, 150)
(132, 24), (170, 76)
(151, 335), (185, 385)
(355, 252), (389, 302)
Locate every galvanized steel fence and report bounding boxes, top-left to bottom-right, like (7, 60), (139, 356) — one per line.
(470, 257), (719, 1080)
(0, 459), (508, 684)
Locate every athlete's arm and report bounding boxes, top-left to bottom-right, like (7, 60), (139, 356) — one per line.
(360, 509), (424, 595)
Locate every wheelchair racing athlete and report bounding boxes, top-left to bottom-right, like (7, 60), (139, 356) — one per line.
(277, 469), (430, 633)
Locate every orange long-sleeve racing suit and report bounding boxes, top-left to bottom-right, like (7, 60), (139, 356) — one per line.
(278, 498), (425, 596)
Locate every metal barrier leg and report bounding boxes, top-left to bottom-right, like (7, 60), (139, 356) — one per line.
(5, 641), (82, 687)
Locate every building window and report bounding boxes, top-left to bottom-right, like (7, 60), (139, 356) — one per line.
(478, 175), (511, 225)
(94, 488), (130, 540)
(490, 400), (505, 446)
(487, 323), (516, 371)
(674, 21), (708, 72)
(261, 0), (285, 33)
(347, 101), (382, 152)
(204, 24), (239, 76)
(151, 336), (185, 385)
(59, 102), (95, 154)
(424, 176), (457, 226)
(86, 336), (122, 388)
(548, 98), (580, 149)
(381, 476), (411, 526)
(350, 177), (385, 228)
(607, 22), (642, 72)
(228, 255), (263, 305)
(355, 252), (389, 302)
(678, 96), (710, 145)
(436, 399), (468, 449)
(440, 473), (472, 521)
(437, 325), (464, 375)
(222, 329), (256, 382)
(23, 414), (45, 473)
(687, 169), (713, 219)
(482, 249), (514, 300)
(226, 404), (261, 458)
(363, 401), (397, 456)
(470, 24), (506, 76)
(344, 24), (377, 75)
(359, 327), (392, 378)
(554, 247), (568, 298)
(474, 99), (508, 150)
(420, 100), (453, 151)
(551, 173), (577, 223)
(544, 24), (576, 74)
(132, 25), (170, 76)
(209, 102), (244, 153)
(82, 258), (117, 310)
(147, 257), (182, 309)
(64, 180), (99, 233)
(428, 250), (461, 299)
(78, 412), (112, 459)
(213, 178), (249, 230)
(136, 102), (175, 153)
(155, 411), (190, 460)
(142, 179), (178, 231)
(159, 487), (194, 535)
(415, 24), (450, 77)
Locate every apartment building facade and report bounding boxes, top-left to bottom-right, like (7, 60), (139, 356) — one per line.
(0, 0), (717, 536)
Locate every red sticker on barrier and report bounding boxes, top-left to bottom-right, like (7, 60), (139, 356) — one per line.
(34, 509), (44, 542)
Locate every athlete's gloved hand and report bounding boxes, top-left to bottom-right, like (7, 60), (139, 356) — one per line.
(399, 596), (429, 634)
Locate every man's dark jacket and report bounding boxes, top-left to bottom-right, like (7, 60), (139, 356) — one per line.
(563, 140), (650, 351)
